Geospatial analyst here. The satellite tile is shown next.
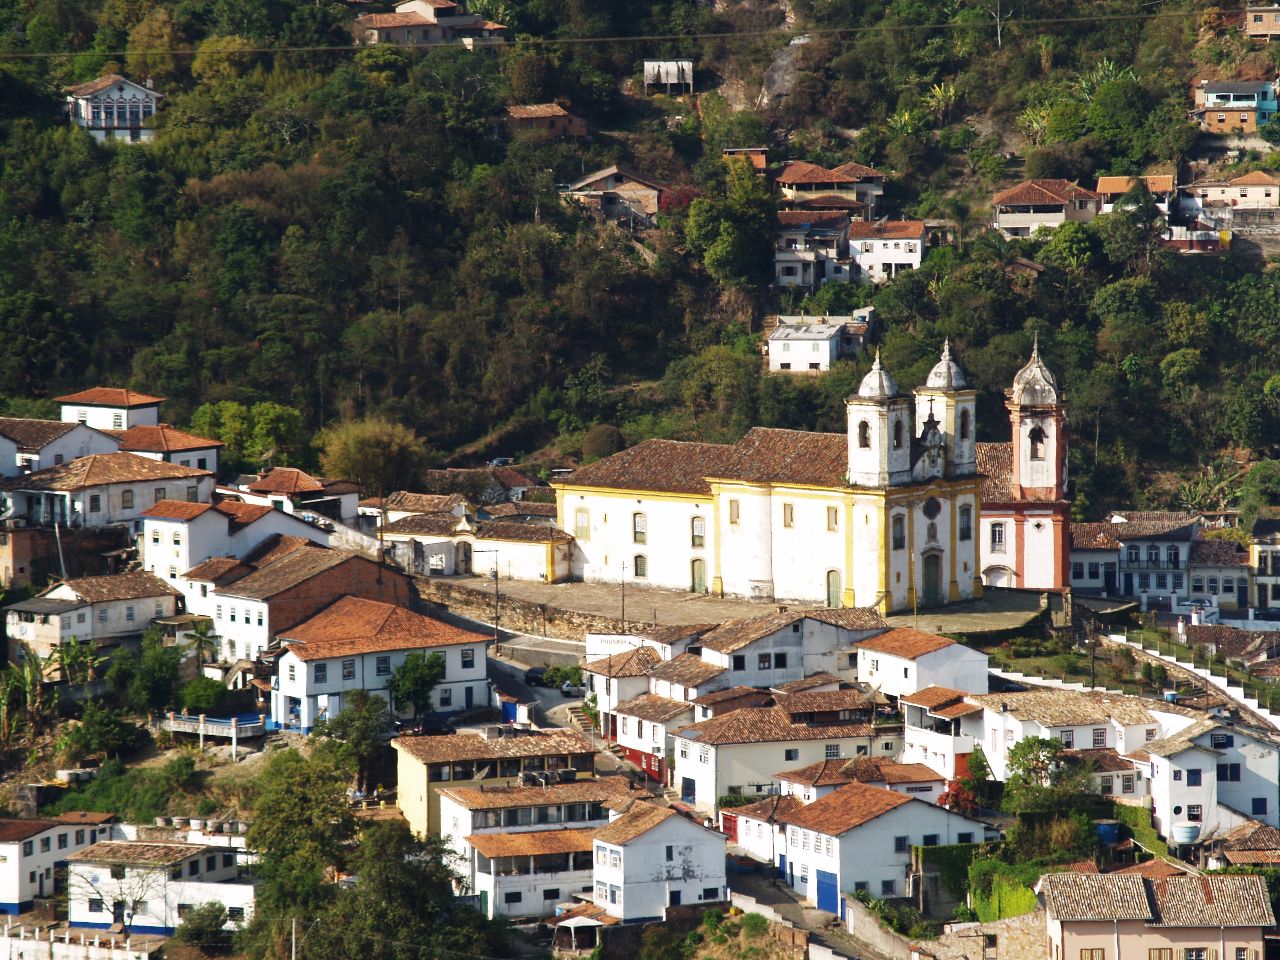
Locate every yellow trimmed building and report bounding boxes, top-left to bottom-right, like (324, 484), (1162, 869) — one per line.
(554, 345), (983, 613)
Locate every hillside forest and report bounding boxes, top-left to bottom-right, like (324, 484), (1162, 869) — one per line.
(3, 0), (1280, 517)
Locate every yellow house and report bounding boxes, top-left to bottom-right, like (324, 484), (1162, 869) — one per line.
(393, 727), (597, 836)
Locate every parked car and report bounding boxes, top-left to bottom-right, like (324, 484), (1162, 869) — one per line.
(560, 681), (584, 698)
(524, 667), (547, 687)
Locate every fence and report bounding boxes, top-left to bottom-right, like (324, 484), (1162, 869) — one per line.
(0, 924), (161, 959)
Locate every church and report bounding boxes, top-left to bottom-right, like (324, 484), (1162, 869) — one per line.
(975, 340), (1070, 590)
(554, 344), (987, 613)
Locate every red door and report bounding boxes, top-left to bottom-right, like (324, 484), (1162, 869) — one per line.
(721, 813), (738, 842)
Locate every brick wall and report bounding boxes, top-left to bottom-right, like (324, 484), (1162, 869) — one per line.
(267, 558), (414, 634)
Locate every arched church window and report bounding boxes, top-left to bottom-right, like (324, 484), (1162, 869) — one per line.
(892, 419), (903, 449)
(858, 421), (871, 449)
(1028, 426), (1046, 461)
(959, 409), (970, 440)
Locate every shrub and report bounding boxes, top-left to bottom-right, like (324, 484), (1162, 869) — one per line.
(181, 676), (230, 715)
(741, 913), (769, 939)
(176, 901), (230, 951)
(581, 423), (624, 462)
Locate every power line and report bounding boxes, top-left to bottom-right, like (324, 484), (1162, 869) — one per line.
(0, 8), (1205, 60)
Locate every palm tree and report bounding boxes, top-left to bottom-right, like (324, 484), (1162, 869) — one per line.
(187, 619), (220, 669)
(18, 652), (52, 736)
(924, 82), (958, 125)
(0, 670), (21, 754)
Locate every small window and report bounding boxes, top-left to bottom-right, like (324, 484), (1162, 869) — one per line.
(732, 655), (745, 671)
(188, 860), (199, 876)
(958, 832), (974, 844)
(959, 409), (970, 440)
(691, 516), (705, 547)
(375, 656), (390, 676)
(74, 829), (84, 845)
(342, 659), (356, 681)
(893, 836), (908, 853)
(892, 516), (906, 550)
(57, 833), (67, 850)
(827, 506), (838, 531)
(461, 649), (475, 669)
(314, 663), (327, 683)
(665, 845), (673, 861)
(88, 898), (104, 914)
(634, 555), (648, 578)
(922, 834), (939, 847)
(1072, 562), (1084, 580)
(1254, 797), (1269, 816)
(783, 503), (794, 528)
(758, 653), (771, 670)
(784, 748), (799, 761)
(543, 888), (561, 901)
(1187, 804), (1202, 822)
(227, 906), (244, 922)
(990, 522), (1005, 552)
(186, 485), (198, 502)
(729, 499), (740, 524)
(632, 513), (647, 545)
(88, 494), (101, 513)
(857, 421), (871, 449)
(881, 880), (896, 896)
(1092, 728), (1106, 748)
(825, 744), (840, 759)
(892, 419), (903, 449)
(1028, 426), (1046, 460)
(504, 891), (523, 905)
(287, 664), (296, 682)
(153, 487), (166, 503)
(1187, 768), (1202, 787)
(222, 853), (234, 867)
(574, 508), (590, 540)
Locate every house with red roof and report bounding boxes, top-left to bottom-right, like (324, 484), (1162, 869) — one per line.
(351, 0), (506, 49)
(56, 387), (166, 432)
(847, 219), (928, 283)
(854, 628), (988, 700)
(991, 179), (1101, 237)
(110, 424), (223, 473)
(272, 596), (490, 730)
(775, 159), (885, 217)
(139, 497), (330, 588)
(236, 466), (361, 526)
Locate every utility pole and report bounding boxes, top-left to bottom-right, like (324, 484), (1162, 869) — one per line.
(620, 561), (627, 625)
(292, 917), (297, 960)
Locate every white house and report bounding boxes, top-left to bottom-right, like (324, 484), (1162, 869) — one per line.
(766, 323), (844, 372)
(0, 453), (213, 528)
(991, 180), (1101, 237)
(584, 623), (716, 663)
(139, 498), (330, 587)
(612, 693), (694, 783)
(670, 705), (902, 812)
(6, 571), (180, 667)
(847, 220), (927, 283)
(0, 418), (120, 476)
(67, 841), (253, 936)
(381, 513), (573, 582)
(967, 689), (1188, 782)
(778, 781), (998, 910)
(437, 779), (645, 919)
(239, 467), (361, 527)
(113, 424), (222, 473)
(592, 803), (726, 922)
(583, 646), (663, 742)
(718, 794), (804, 870)
(64, 76), (162, 143)
(56, 388), (164, 431)
(0, 816), (118, 913)
(648, 653), (729, 703)
(855, 628), (989, 700)
(774, 757), (944, 804)
(898, 685), (984, 779)
(1129, 717), (1280, 844)
(556, 345), (984, 613)
(272, 595), (489, 731)
(352, 0), (506, 48)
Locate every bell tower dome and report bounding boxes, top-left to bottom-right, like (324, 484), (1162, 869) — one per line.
(846, 352), (913, 487)
(1007, 338), (1067, 501)
(914, 339), (977, 478)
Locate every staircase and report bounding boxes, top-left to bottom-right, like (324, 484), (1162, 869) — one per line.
(566, 704), (592, 733)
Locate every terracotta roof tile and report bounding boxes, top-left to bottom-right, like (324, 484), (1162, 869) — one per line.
(384, 491), (469, 514)
(613, 693), (694, 724)
(1111, 859), (1193, 877)
(1070, 522), (1122, 550)
(5, 453), (209, 491)
(47, 571), (179, 603)
(241, 533), (312, 567)
(54, 388), (166, 407)
(697, 685), (773, 707)
(467, 827), (596, 858)
(717, 428), (849, 487)
(282, 596), (488, 661)
(472, 520), (573, 543)
(992, 179), (1101, 207)
(776, 161), (849, 185)
(485, 501), (557, 518)
(967, 690), (1154, 726)
(1183, 624), (1267, 658)
(593, 802), (680, 845)
(1061, 747), (1133, 773)
(1095, 175), (1175, 195)
(1150, 875), (1274, 927)
(115, 424), (222, 453)
(778, 781), (914, 835)
(847, 220), (926, 240)
(727, 794), (805, 823)
(648, 653), (726, 688)
(355, 11), (432, 26)
(700, 612), (808, 654)
(1190, 540), (1249, 568)
(631, 624), (719, 645)
(0, 418), (80, 451)
(559, 439), (736, 496)
(1231, 170), (1280, 186)
(675, 706), (877, 746)
(1226, 823), (1280, 851)
(856, 628), (955, 660)
(900, 685), (970, 709)
(393, 729), (595, 764)
(248, 467), (325, 494)
(182, 556), (251, 583)
(214, 500), (275, 531)
(582, 646), (662, 679)
(68, 841), (211, 866)
(217, 545), (356, 600)
(141, 500), (215, 521)
(775, 688), (871, 717)
(1221, 850), (1280, 865)
(775, 758), (857, 787)
(831, 161), (883, 180)
(0, 819), (63, 842)
(846, 758), (945, 784)
(777, 210), (851, 228)
(772, 673), (842, 694)
(1039, 872), (1154, 921)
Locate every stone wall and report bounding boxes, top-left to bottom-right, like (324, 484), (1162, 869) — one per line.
(842, 896), (912, 960)
(914, 911), (1045, 960)
(414, 577), (631, 641)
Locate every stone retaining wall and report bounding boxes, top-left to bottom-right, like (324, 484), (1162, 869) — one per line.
(414, 577), (630, 641)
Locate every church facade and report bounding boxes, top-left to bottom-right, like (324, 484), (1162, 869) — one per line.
(976, 341), (1071, 590)
(554, 345), (985, 613)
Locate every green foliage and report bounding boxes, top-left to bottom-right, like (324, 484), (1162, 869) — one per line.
(45, 755), (199, 822)
(105, 630), (183, 715)
(388, 652), (445, 719)
(968, 860), (1045, 922)
(1113, 803), (1170, 857)
(181, 676), (231, 715)
(317, 417), (432, 496)
(58, 700), (147, 764)
(716, 793), (762, 809)
(175, 901), (232, 950)
(740, 913), (768, 939)
(915, 843), (981, 898)
(543, 664), (583, 688)
(581, 423), (624, 462)
(313, 689), (391, 792)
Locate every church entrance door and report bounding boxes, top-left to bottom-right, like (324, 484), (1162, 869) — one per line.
(922, 553), (943, 607)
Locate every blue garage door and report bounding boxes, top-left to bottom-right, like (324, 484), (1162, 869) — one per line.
(501, 700), (517, 723)
(816, 870), (839, 915)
